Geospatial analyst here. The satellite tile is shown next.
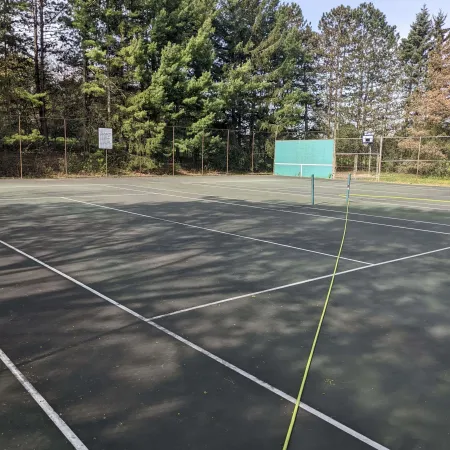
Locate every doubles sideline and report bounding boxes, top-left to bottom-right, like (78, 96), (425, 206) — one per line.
(0, 348), (88, 450)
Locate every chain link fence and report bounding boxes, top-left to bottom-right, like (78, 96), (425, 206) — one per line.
(2, 116), (450, 181)
(0, 117), (276, 177)
(335, 136), (450, 181)
(380, 136), (450, 179)
(335, 137), (382, 179)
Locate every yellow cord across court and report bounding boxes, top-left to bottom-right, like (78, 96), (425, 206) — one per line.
(282, 198), (352, 449)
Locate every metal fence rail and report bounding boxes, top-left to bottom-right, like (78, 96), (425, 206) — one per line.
(1, 116), (449, 181)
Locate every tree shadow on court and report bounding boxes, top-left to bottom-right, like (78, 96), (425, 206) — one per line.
(1, 193), (450, 449)
(0, 250), (320, 450)
(158, 249), (450, 450)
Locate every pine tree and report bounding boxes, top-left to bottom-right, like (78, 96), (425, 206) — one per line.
(347, 3), (401, 135)
(398, 32), (450, 175)
(410, 35), (450, 134)
(214, 0), (314, 134)
(317, 5), (357, 137)
(431, 10), (449, 48)
(0, 0), (31, 115)
(122, 0), (219, 160)
(399, 5), (433, 96)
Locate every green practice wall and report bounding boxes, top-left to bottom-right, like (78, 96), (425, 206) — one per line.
(274, 140), (334, 178)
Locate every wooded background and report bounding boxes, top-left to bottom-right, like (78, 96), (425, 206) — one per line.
(1, 1), (449, 176)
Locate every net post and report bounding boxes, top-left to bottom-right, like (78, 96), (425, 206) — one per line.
(311, 174), (315, 206)
(346, 173), (352, 203)
(18, 113), (23, 179)
(377, 136), (383, 181)
(64, 118), (68, 176)
(332, 136), (336, 179)
(226, 129), (230, 175)
(416, 136), (422, 178)
(251, 131), (255, 173)
(172, 126), (175, 176)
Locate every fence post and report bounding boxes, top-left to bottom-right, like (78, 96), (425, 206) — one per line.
(368, 144), (372, 175)
(105, 149), (108, 177)
(18, 113), (23, 179)
(201, 131), (205, 175)
(64, 118), (68, 176)
(377, 136), (384, 182)
(226, 129), (229, 175)
(172, 126), (175, 176)
(332, 136), (336, 179)
(251, 131), (255, 173)
(311, 174), (315, 206)
(353, 154), (358, 176)
(416, 136), (422, 178)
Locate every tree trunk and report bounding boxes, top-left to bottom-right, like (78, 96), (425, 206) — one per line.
(33, 0), (48, 144)
(33, 0), (40, 99)
(82, 52), (89, 151)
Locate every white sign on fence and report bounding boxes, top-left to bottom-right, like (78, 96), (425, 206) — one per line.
(98, 128), (113, 149)
(362, 132), (374, 145)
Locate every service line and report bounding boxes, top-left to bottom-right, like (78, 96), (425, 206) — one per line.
(0, 239), (389, 450)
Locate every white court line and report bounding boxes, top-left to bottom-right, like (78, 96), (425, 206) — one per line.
(0, 348), (89, 450)
(274, 163), (333, 166)
(61, 196), (370, 265)
(108, 184), (450, 237)
(119, 182), (450, 228)
(0, 183), (105, 189)
(0, 239), (389, 450)
(9, 184), (449, 231)
(300, 205), (450, 228)
(0, 192), (151, 202)
(0, 196), (61, 201)
(150, 244), (450, 320)
(183, 181), (450, 211)
(203, 177), (450, 194)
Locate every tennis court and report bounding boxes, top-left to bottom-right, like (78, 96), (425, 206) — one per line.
(1, 175), (450, 450)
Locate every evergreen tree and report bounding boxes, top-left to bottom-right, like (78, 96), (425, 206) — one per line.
(122, 0), (219, 159)
(347, 3), (401, 135)
(214, 0), (315, 134)
(317, 3), (400, 136)
(317, 5), (357, 136)
(410, 34), (450, 134)
(431, 10), (448, 48)
(399, 5), (433, 96)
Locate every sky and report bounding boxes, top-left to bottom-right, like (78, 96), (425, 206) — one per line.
(296, 0), (449, 37)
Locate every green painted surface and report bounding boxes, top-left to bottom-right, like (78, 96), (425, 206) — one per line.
(274, 140), (334, 178)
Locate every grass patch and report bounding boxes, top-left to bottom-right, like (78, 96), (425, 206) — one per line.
(376, 173), (450, 186)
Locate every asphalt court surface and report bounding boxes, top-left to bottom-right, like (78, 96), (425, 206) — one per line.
(1, 175), (450, 449)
